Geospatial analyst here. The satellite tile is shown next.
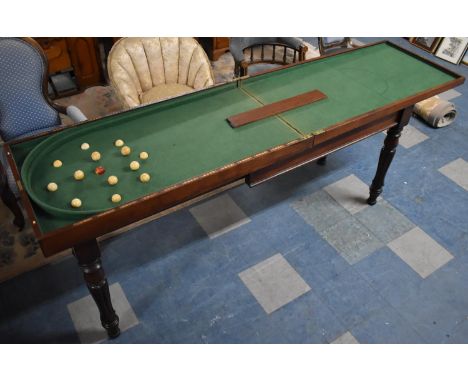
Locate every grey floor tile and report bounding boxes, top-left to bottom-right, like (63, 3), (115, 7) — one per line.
(355, 200), (415, 244)
(189, 194), (251, 239)
(331, 331), (359, 344)
(398, 125), (429, 149)
(239, 253), (311, 314)
(291, 190), (350, 233)
(438, 89), (462, 101)
(324, 174), (370, 214)
(439, 158), (468, 191)
(67, 283), (139, 344)
(388, 227), (454, 278)
(321, 215), (384, 265)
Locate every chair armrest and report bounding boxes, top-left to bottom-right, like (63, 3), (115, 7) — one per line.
(66, 105), (87, 123)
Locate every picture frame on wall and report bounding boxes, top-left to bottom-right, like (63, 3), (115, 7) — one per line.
(409, 37), (442, 53)
(435, 37), (468, 64)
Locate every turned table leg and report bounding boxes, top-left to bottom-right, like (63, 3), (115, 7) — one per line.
(0, 181), (25, 230)
(73, 239), (120, 338)
(317, 155), (327, 166)
(0, 161), (25, 230)
(367, 106), (413, 205)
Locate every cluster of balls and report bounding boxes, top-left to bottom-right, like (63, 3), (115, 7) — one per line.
(47, 139), (150, 209)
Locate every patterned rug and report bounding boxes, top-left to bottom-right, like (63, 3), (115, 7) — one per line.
(0, 39), (318, 283)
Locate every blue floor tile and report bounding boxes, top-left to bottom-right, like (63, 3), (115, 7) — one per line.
(351, 305), (425, 344)
(314, 268), (390, 329)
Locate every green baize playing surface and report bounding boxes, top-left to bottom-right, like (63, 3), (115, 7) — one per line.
(11, 43), (456, 233)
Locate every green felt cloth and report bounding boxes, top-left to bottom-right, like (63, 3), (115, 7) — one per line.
(241, 43), (455, 135)
(10, 42), (458, 234)
(13, 82), (301, 232)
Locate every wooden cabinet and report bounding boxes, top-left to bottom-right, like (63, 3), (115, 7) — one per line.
(35, 38), (72, 74)
(197, 37), (230, 61)
(66, 38), (102, 88)
(34, 37), (103, 92)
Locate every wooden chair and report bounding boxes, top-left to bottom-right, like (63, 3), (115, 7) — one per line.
(230, 37), (308, 77)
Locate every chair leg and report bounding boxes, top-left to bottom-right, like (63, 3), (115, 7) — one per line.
(1, 183), (25, 230)
(317, 156), (327, 166)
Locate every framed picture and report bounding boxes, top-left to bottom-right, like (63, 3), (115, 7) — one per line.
(435, 37), (468, 64)
(409, 37), (442, 53)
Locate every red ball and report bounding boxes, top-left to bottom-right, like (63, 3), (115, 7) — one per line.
(95, 166), (106, 175)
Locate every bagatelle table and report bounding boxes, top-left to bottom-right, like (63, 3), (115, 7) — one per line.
(4, 41), (464, 338)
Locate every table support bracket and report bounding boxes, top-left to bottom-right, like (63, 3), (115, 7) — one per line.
(367, 106), (414, 205)
(73, 239), (120, 339)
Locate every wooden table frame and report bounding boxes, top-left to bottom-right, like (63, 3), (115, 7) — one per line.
(3, 40), (464, 339)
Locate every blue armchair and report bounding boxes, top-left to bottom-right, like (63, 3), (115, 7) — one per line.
(0, 37), (87, 229)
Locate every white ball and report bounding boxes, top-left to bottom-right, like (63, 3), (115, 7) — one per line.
(108, 175), (118, 185)
(91, 151), (101, 161)
(74, 170), (85, 180)
(81, 143), (90, 150)
(121, 146), (131, 156)
(115, 139), (124, 147)
(139, 173), (150, 183)
(71, 198), (82, 208)
(111, 194), (122, 203)
(139, 151), (149, 160)
(129, 161), (140, 171)
(47, 182), (58, 192)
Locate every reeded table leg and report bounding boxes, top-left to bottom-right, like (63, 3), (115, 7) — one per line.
(367, 106), (413, 205)
(73, 239), (120, 338)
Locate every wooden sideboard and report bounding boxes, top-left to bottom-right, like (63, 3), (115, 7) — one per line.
(34, 37), (103, 95)
(197, 37), (230, 61)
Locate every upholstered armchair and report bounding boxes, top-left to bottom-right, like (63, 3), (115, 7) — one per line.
(107, 37), (215, 109)
(229, 37), (308, 77)
(0, 37), (87, 229)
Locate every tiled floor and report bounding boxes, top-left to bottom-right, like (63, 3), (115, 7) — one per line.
(239, 254), (311, 314)
(1, 37), (468, 344)
(67, 283), (139, 343)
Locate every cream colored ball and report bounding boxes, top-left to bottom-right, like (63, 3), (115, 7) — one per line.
(111, 194), (122, 203)
(115, 139), (124, 147)
(121, 146), (131, 156)
(139, 151), (149, 160)
(53, 160), (62, 168)
(129, 161), (140, 171)
(81, 143), (90, 150)
(139, 173), (150, 183)
(107, 175), (118, 185)
(91, 151), (101, 161)
(74, 170), (85, 180)
(47, 182), (58, 192)
(71, 198), (82, 208)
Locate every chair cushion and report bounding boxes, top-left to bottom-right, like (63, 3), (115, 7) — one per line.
(140, 83), (194, 104)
